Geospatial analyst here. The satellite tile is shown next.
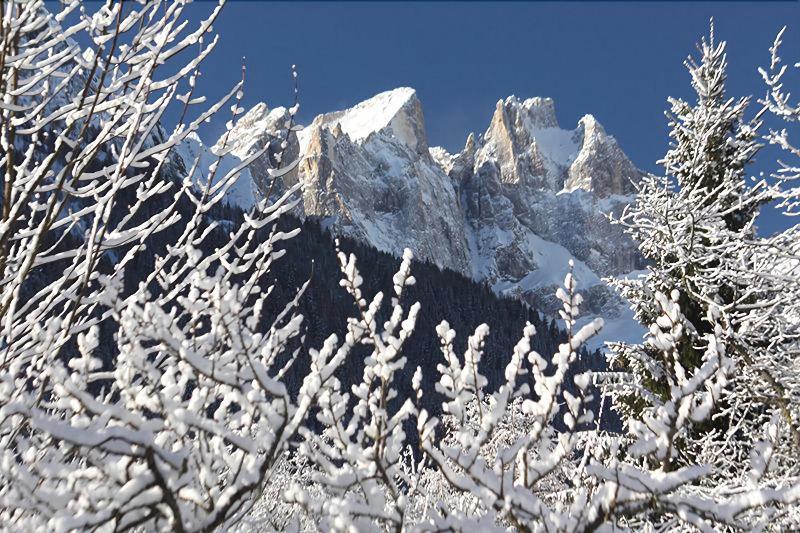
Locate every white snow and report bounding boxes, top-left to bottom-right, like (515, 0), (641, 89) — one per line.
(577, 300), (645, 351)
(313, 87), (417, 143)
(518, 233), (600, 290)
(529, 127), (581, 168)
(295, 124), (312, 155)
(428, 146), (454, 171)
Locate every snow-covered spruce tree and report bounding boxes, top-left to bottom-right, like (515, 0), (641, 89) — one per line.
(602, 23), (800, 526)
(0, 1), (344, 530)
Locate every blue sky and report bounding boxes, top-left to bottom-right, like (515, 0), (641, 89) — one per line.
(185, 1), (798, 233)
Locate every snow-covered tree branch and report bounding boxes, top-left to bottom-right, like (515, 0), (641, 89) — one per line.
(0, 1), (327, 530)
(1, 2), (798, 531)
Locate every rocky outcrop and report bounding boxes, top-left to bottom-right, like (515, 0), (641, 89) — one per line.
(290, 88), (472, 274)
(444, 95), (644, 284)
(564, 115), (641, 197)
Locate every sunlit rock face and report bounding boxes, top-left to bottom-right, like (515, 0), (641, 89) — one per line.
(565, 114), (641, 198)
(205, 89), (648, 347)
(443, 95), (644, 284)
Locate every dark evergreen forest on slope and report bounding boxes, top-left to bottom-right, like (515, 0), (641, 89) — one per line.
(15, 133), (612, 430)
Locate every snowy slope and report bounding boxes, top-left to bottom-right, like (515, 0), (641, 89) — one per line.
(313, 87), (417, 143)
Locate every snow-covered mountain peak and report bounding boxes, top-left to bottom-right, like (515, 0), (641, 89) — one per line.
(305, 87), (427, 153)
(488, 95), (561, 137)
(515, 95), (560, 129)
(174, 132), (257, 210)
(577, 113), (605, 137)
(477, 95), (578, 187)
(464, 131), (477, 154)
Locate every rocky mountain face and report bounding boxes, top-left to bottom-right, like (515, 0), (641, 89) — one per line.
(431, 95), (645, 328)
(292, 88), (473, 274)
(192, 88), (647, 347)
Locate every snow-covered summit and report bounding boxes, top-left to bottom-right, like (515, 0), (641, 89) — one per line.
(563, 114), (640, 197)
(471, 95), (640, 196)
(300, 87), (428, 154)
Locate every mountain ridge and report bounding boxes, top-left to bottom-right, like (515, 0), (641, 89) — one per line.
(185, 87), (647, 348)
